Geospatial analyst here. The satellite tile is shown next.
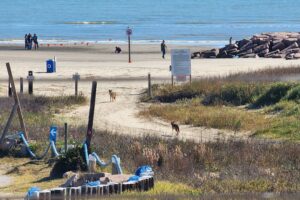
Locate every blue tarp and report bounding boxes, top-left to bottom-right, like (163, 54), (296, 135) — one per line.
(86, 181), (101, 187)
(135, 165), (154, 177)
(26, 187), (40, 198)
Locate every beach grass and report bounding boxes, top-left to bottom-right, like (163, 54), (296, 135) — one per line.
(140, 66), (300, 140)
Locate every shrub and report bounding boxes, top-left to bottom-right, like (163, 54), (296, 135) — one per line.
(253, 83), (292, 107)
(284, 84), (300, 101)
(50, 146), (87, 178)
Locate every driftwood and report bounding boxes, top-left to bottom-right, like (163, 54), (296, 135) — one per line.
(192, 32), (300, 59)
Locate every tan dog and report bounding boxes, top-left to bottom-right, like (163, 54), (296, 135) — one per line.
(109, 89), (117, 102)
(171, 121), (180, 136)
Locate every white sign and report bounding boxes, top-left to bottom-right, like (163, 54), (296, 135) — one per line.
(171, 49), (191, 77)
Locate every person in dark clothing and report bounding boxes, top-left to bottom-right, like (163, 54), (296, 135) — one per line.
(24, 34), (28, 49)
(33, 34), (38, 50)
(115, 46), (122, 53)
(27, 33), (32, 50)
(161, 40), (167, 59)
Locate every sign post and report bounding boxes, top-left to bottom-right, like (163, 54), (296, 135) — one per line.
(171, 49), (191, 86)
(126, 27), (132, 63)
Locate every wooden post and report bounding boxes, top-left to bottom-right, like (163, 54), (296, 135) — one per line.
(75, 78), (78, 96)
(171, 75), (174, 87)
(20, 77), (23, 94)
(8, 77), (12, 97)
(148, 73), (152, 97)
(189, 75), (192, 85)
(27, 71), (34, 95)
(73, 73), (80, 96)
(64, 123), (68, 153)
(128, 35), (131, 63)
(6, 63), (28, 140)
(86, 81), (97, 151)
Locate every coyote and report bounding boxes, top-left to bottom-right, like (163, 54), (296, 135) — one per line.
(171, 121), (180, 136)
(109, 90), (116, 102)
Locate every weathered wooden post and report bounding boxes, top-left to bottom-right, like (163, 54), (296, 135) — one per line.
(64, 123), (68, 153)
(72, 73), (80, 96)
(0, 63), (28, 143)
(8, 77), (12, 97)
(86, 81), (97, 151)
(27, 71), (34, 95)
(147, 73), (152, 98)
(20, 77), (23, 94)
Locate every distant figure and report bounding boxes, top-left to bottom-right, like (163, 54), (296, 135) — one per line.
(229, 37), (233, 45)
(27, 33), (32, 50)
(171, 121), (180, 136)
(109, 89), (117, 102)
(32, 34), (39, 50)
(161, 40), (167, 59)
(115, 46), (122, 53)
(24, 34), (28, 49)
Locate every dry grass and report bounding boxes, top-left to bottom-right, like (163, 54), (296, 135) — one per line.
(140, 99), (269, 131)
(0, 157), (65, 194)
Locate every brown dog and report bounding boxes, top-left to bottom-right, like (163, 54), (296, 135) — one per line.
(171, 121), (180, 136)
(109, 89), (116, 102)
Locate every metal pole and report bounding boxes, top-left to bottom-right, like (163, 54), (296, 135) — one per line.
(20, 77), (23, 94)
(86, 81), (97, 151)
(128, 35), (131, 63)
(64, 123), (68, 153)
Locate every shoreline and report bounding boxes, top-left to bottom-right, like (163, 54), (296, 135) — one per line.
(0, 39), (227, 47)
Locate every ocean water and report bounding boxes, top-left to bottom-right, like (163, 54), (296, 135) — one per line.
(0, 0), (300, 46)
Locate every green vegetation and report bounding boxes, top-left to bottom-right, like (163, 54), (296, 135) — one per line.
(141, 67), (300, 141)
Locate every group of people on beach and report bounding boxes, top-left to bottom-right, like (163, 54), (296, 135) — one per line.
(24, 33), (39, 50)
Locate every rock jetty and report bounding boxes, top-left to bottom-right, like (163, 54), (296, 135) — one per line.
(192, 32), (300, 59)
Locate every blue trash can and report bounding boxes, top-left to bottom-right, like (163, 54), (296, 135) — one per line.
(46, 59), (56, 73)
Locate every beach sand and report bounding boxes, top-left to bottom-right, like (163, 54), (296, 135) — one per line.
(1, 43), (300, 142)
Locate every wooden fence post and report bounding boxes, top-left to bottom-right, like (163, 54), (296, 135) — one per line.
(20, 77), (23, 94)
(72, 73), (80, 96)
(27, 71), (34, 95)
(86, 81), (97, 151)
(148, 73), (152, 97)
(64, 123), (68, 153)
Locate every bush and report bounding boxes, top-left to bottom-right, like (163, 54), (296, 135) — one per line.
(253, 83), (292, 107)
(50, 146), (87, 178)
(219, 83), (264, 106)
(284, 84), (300, 101)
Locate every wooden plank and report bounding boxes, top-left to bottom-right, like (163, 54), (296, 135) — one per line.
(6, 63), (28, 140)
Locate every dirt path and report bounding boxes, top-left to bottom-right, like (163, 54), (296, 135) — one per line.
(61, 80), (250, 142)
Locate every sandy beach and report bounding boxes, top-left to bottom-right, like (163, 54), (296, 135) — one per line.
(1, 44), (300, 141)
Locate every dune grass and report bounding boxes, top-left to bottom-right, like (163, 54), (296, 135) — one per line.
(141, 66), (300, 141)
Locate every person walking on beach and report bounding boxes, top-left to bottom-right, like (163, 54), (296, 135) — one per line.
(33, 34), (39, 50)
(161, 40), (167, 59)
